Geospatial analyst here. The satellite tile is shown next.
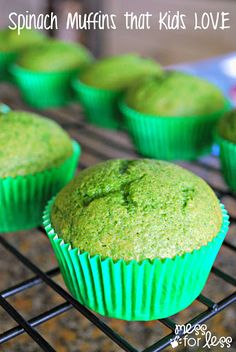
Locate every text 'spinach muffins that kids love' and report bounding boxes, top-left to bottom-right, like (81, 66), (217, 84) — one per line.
(11, 39), (93, 109)
(0, 28), (45, 81)
(120, 71), (230, 160)
(43, 159), (229, 321)
(216, 109), (236, 193)
(73, 54), (162, 129)
(0, 105), (80, 232)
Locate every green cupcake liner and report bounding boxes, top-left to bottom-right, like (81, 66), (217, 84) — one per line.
(0, 141), (80, 233)
(216, 134), (236, 194)
(73, 80), (123, 129)
(120, 101), (231, 161)
(11, 65), (81, 109)
(0, 51), (16, 82)
(43, 200), (229, 321)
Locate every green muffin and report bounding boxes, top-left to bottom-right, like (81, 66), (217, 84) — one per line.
(79, 54), (162, 90)
(0, 109), (73, 178)
(0, 28), (45, 52)
(74, 54), (162, 129)
(0, 28), (45, 81)
(216, 110), (236, 193)
(121, 71), (229, 160)
(217, 109), (236, 144)
(51, 159), (222, 261)
(0, 106), (80, 232)
(45, 159), (228, 320)
(12, 39), (93, 108)
(125, 71), (226, 116)
(17, 39), (92, 72)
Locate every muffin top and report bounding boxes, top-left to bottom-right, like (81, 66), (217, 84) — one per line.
(0, 28), (45, 52)
(16, 39), (92, 72)
(0, 108), (73, 178)
(125, 71), (226, 117)
(51, 159), (222, 261)
(217, 110), (236, 144)
(79, 54), (162, 90)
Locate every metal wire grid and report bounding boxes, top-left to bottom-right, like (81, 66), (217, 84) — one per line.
(0, 104), (235, 352)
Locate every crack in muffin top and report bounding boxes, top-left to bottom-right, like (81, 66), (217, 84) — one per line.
(51, 159), (222, 261)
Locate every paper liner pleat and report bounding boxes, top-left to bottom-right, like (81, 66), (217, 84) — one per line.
(120, 101), (231, 161)
(44, 200), (229, 321)
(73, 80), (123, 129)
(0, 51), (16, 81)
(0, 141), (80, 232)
(217, 135), (236, 194)
(11, 65), (81, 109)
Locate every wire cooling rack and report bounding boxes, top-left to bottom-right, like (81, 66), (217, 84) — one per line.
(0, 85), (235, 352)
